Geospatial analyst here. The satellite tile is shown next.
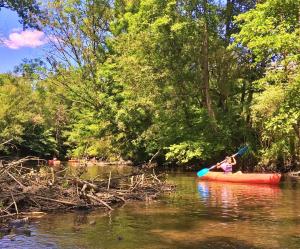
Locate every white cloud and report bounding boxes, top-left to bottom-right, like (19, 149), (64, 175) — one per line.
(1, 29), (48, 49)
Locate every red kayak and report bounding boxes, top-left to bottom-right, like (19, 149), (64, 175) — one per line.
(48, 159), (61, 166)
(200, 172), (281, 185)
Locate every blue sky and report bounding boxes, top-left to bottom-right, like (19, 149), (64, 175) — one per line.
(0, 8), (46, 73)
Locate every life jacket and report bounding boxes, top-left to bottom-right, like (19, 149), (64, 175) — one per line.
(220, 162), (232, 173)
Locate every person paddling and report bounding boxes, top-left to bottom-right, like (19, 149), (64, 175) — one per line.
(197, 146), (248, 177)
(216, 156), (236, 174)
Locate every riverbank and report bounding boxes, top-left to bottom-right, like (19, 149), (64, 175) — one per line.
(0, 158), (174, 237)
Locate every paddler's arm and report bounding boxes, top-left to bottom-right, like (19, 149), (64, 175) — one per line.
(231, 156), (236, 166)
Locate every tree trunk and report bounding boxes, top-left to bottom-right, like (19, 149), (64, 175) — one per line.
(289, 136), (296, 170)
(246, 86), (253, 125)
(225, 0), (234, 45)
(202, 0), (216, 122)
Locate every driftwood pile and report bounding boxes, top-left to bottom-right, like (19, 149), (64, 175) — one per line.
(0, 157), (174, 232)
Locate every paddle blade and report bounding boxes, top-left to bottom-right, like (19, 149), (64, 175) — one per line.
(197, 168), (209, 177)
(236, 146), (248, 156)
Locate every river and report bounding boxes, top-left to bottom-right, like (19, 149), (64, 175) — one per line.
(1, 167), (300, 249)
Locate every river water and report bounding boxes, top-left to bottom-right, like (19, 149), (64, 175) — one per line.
(1, 168), (300, 249)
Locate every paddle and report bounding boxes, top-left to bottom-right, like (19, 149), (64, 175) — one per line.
(196, 146), (248, 177)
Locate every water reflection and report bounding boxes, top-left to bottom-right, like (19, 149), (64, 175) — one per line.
(197, 181), (281, 207)
(197, 181), (283, 222)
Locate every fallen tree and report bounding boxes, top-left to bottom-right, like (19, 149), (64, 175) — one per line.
(0, 157), (174, 236)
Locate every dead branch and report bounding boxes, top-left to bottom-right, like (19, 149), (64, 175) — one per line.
(86, 194), (113, 211)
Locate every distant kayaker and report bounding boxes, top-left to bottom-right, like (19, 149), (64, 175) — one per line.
(216, 156), (236, 174)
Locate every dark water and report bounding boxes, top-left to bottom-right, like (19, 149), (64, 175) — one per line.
(1, 170), (300, 249)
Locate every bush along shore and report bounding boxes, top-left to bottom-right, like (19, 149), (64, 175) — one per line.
(0, 157), (174, 238)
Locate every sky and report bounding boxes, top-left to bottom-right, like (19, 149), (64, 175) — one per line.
(0, 8), (47, 73)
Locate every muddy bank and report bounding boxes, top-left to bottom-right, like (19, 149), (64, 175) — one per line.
(0, 157), (174, 237)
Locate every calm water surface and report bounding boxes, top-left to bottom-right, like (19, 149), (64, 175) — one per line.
(1, 169), (300, 249)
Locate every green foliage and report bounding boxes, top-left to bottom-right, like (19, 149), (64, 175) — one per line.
(166, 141), (218, 164)
(234, 0), (300, 168)
(0, 73), (58, 156)
(251, 85), (285, 122)
(1, 0), (299, 171)
(260, 79), (300, 160)
(0, 74), (33, 145)
(65, 109), (114, 159)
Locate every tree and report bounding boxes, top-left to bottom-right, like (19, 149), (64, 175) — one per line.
(110, 0), (259, 163)
(42, 0), (124, 159)
(0, 0), (43, 29)
(234, 0), (300, 169)
(0, 73), (57, 156)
